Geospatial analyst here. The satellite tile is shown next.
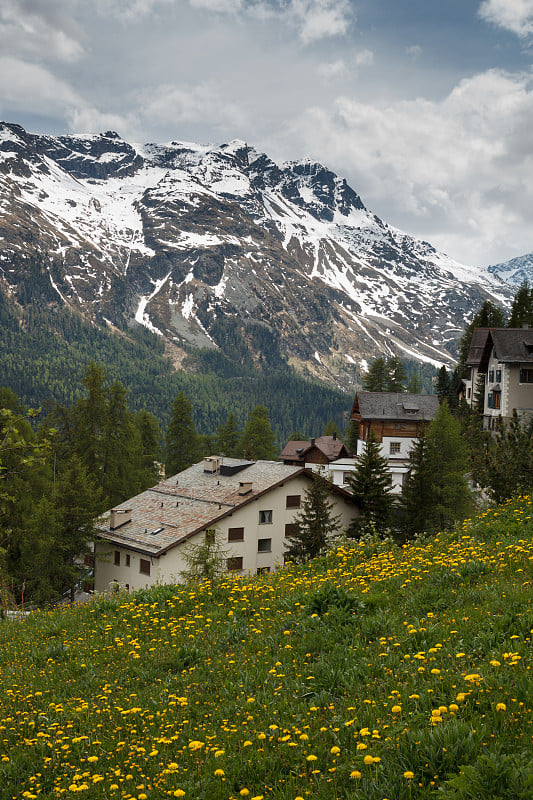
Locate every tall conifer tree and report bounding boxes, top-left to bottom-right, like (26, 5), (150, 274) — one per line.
(239, 405), (277, 460)
(165, 391), (201, 476)
(284, 473), (341, 563)
(347, 432), (393, 536)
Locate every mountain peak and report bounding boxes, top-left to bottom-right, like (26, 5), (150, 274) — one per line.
(0, 122), (511, 388)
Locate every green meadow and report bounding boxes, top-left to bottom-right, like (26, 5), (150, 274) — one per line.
(1, 496), (532, 800)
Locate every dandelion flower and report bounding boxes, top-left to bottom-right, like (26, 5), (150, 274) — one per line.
(404, 771), (414, 779)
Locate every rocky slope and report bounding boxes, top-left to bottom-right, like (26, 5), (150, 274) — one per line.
(0, 122), (510, 388)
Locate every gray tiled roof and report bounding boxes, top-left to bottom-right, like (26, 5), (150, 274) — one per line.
(492, 328), (533, 363)
(467, 327), (533, 367)
(98, 458), (306, 555)
(354, 391), (439, 421)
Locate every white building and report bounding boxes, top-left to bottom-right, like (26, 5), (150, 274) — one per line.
(463, 327), (533, 430)
(94, 457), (357, 592)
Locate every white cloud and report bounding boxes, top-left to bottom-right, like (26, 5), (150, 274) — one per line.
(287, 0), (352, 43)
(0, 0), (84, 62)
(0, 57), (80, 112)
(283, 68), (533, 264)
(138, 82), (249, 130)
(478, 0), (533, 37)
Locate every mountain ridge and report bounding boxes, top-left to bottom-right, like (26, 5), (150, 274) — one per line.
(0, 121), (511, 389)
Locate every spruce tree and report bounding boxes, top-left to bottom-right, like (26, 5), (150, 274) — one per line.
(401, 403), (472, 536)
(165, 391), (201, 476)
(435, 366), (450, 403)
(215, 412), (241, 457)
(486, 411), (533, 503)
(400, 433), (433, 539)
(239, 405), (277, 460)
(363, 357), (388, 391)
(386, 356), (407, 392)
(344, 419), (359, 454)
(284, 473), (341, 563)
(347, 432), (393, 536)
(508, 280), (533, 328)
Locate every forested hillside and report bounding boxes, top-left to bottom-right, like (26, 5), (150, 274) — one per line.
(0, 286), (348, 443)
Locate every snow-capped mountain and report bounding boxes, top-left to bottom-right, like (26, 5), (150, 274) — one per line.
(0, 122), (511, 388)
(488, 253), (533, 287)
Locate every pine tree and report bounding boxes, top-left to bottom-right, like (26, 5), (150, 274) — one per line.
(323, 419), (338, 436)
(346, 432), (393, 536)
(435, 366), (450, 403)
(401, 403), (472, 536)
(239, 405), (277, 460)
(72, 361), (107, 479)
(363, 357), (388, 391)
(386, 356), (407, 392)
(215, 412), (241, 457)
(344, 419), (359, 454)
(165, 392), (201, 476)
(486, 411), (533, 503)
(284, 474), (341, 563)
(508, 280), (533, 328)
(400, 433), (433, 539)
(134, 409), (162, 487)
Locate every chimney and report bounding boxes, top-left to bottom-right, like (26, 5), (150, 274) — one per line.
(109, 509), (132, 530)
(310, 438), (316, 446)
(203, 456), (221, 473)
(239, 481), (253, 495)
(333, 432), (337, 440)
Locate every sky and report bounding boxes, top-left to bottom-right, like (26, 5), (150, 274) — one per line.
(1, 0), (533, 267)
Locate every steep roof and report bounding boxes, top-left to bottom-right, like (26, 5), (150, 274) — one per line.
(278, 435), (351, 462)
(466, 327), (533, 368)
(98, 458), (312, 556)
(492, 328), (533, 363)
(351, 391), (439, 421)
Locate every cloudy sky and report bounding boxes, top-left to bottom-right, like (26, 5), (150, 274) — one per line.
(1, 0), (533, 267)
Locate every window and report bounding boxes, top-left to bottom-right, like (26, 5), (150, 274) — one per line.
(125, 553), (130, 567)
(286, 495), (301, 509)
(520, 369), (533, 383)
(389, 442), (401, 454)
(227, 556), (243, 571)
(496, 369), (501, 383)
(342, 471), (352, 485)
(228, 527), (244, 542)
(259, 510), (272, 524)
(258, 538), (272, 552)
(114, 550), (120, 566)
(257, 566), (270, 575)
(487, 394), (493, 409)
(84, 554), (95, 568)
(285, 523), (298, 537)
(467, 388), (471, 399)
(489, 370), (494, 383)
(140, 559), (151, 576)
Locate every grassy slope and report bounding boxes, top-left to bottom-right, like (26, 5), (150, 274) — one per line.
(1, 497), (533, 800)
